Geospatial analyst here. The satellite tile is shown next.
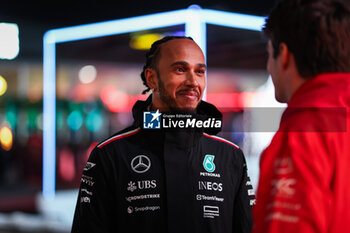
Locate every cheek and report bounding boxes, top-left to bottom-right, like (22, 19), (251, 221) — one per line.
(267, 56), (273, 75)
(157, 73), (176, 92)
(267, 49), (279, 76)
(198, 77), (206, 92)
(267, 57), (278, 83)
(164, 78), (181, 96)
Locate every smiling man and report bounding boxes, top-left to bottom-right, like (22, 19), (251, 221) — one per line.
(143, 38), (205, 112)
(71, 36), (255, 233)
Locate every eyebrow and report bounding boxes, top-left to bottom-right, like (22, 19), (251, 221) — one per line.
(170, 61), (206, 69)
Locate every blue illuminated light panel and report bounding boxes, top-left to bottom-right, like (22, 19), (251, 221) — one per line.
(43, 7), (265, 199)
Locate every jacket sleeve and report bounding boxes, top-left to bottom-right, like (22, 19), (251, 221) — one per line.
(233, 149), (255, 233)
(252, 131), (333, 233)
(71, 147), (117, 233)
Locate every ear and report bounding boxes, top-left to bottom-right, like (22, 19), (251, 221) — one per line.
(144, 68), (159, 91)
(279, 42), (292, 70)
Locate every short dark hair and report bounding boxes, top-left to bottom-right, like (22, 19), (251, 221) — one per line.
(263, 0), (350, 78)
(140, 36), (194, 94)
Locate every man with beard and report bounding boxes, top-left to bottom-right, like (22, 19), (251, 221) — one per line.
(72, 36), (255, 233)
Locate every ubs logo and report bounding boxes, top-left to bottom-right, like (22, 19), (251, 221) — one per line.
(127, 180), (157, 192)
(131, 155), (151, 173)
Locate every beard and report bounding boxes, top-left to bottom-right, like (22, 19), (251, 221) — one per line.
(156, 70), (198, 113)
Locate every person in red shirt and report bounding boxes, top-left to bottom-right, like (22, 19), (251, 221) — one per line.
(252, 0), (350, 233)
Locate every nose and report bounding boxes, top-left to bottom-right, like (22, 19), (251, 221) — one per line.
(184, 71), (199, 87)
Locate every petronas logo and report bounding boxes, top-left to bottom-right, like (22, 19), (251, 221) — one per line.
(203, 155), (216, 173)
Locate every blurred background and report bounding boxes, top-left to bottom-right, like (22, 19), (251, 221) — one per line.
(0, 0), (282, 232)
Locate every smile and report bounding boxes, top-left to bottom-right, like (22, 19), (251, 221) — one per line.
(177, 90), (199, 100)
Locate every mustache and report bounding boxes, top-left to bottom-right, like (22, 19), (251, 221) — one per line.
(176, 88), (200, 97)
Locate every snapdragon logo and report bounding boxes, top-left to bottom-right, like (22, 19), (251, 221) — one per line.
(143, 111), (222, 130)
(143, 110), (162, 129)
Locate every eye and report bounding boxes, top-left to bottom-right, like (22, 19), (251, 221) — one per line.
(196, 69), (205, 74)
(176, 67), (185, 72)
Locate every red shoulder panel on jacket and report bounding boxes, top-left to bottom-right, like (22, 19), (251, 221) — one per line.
(203, 133), (239, 149)
(97, 128), (141, 148)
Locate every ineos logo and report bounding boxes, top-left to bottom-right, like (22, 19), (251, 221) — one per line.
(131, 155), (151, 173)
(198, 181), (223, 192)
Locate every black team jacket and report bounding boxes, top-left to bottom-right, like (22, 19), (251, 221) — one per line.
(71, 95), (255, 233)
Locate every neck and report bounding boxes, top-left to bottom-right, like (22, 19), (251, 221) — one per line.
(287, 73), (307, 102)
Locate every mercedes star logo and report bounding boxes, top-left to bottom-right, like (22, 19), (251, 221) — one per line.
(131, 155), (151, 173)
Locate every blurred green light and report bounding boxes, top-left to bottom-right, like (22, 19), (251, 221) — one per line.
(67, 110), (83, 131)
(5, 110), (17, 128)
(56, 111), (64, 130)
(86, 110), (103, 132)
(68, 102), (82, 111)
(28, 109), (38, 130)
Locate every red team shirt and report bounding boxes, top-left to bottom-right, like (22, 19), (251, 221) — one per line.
(253, 73), (350, 233)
